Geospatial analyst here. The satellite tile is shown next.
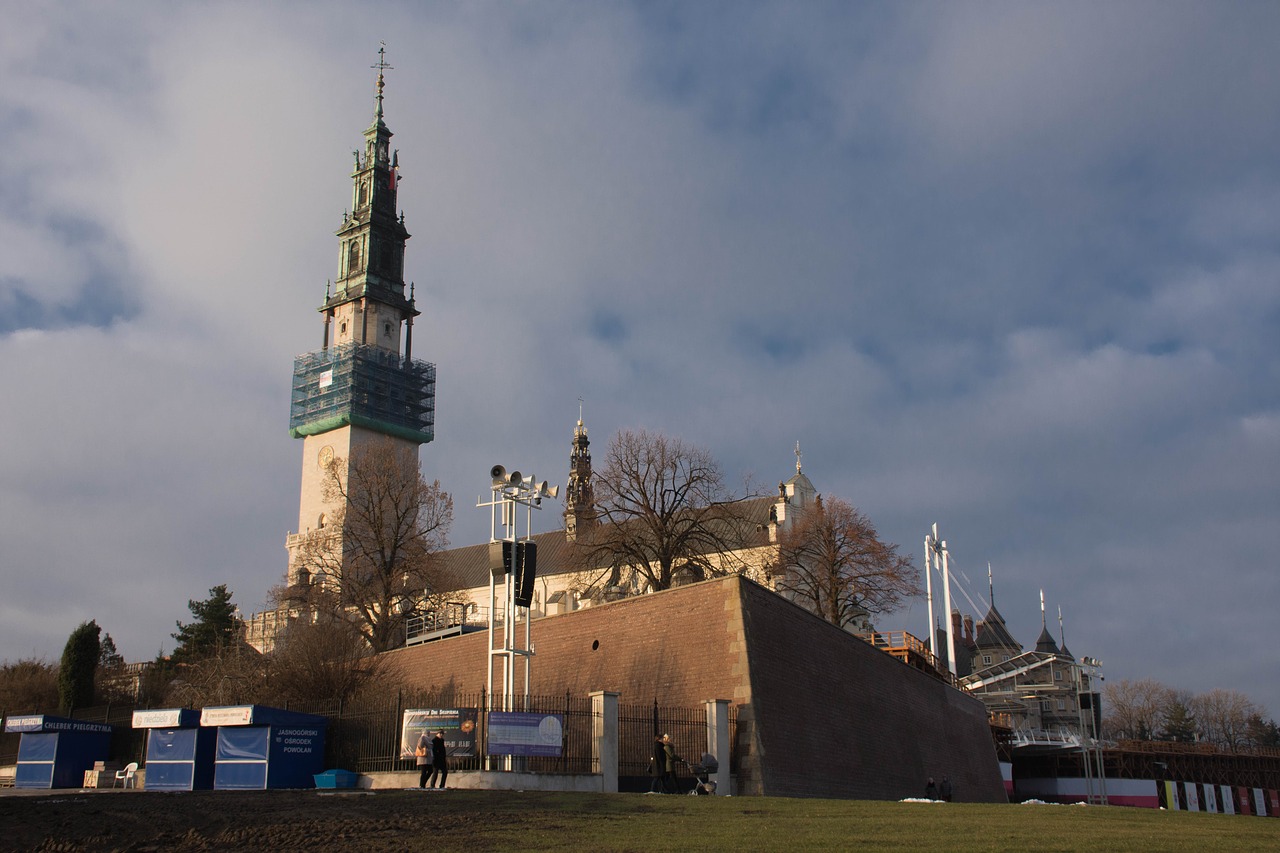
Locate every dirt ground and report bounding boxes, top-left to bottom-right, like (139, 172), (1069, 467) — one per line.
(0, 787), (524, 853)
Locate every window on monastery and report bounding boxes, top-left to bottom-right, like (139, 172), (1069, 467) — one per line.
(1057, 699), (1066, 711)
(982, 655), (992, 665)
(1055, 670), (1062, 681)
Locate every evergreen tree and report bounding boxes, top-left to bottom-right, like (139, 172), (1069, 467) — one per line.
(1246, 714), (1280, 748)
(1159, 698), (1198, 742)
(171, 585), (241, 664)
(58, 620), (101, 713)
(98, 633), (125, 670)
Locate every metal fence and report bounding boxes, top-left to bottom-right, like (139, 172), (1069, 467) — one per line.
(617, 699), (735, 784)
(286, 690), (598, 775)
(3, 695), (731, 785)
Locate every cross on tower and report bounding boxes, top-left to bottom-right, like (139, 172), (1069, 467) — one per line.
(372, 43), (394, 116)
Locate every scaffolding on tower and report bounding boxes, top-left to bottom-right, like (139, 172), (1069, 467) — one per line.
(288, 342), (436, 444)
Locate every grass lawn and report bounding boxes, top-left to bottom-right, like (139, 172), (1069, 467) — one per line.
(404, 790), (1278, 852)
(4, 788), (1276, 852)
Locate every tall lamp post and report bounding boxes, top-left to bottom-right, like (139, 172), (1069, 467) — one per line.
(478, 465), (558, 716)
(1075, 656), (1107, 804)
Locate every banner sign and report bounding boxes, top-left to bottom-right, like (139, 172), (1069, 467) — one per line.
(4, 715), (113, 734)
(399, 708), (477, 760)
(201, 706), (255, 727)
(486, 712), (564, 757)
(132, 709), (196, 729)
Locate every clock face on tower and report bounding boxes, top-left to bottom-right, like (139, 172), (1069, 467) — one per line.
(318, 445), (335, 469)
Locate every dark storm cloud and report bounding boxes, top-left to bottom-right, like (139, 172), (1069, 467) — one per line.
(0, 2), (1276, 719)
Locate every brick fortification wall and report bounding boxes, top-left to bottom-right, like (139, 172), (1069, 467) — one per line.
(384, 578), (748, 703)
(736, 579), (1006, 801)
(385, 575), (1004, 801)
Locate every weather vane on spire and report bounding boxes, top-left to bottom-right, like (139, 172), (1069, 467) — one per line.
(372, 42), (393, 119)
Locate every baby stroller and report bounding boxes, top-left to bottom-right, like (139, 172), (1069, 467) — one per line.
(685, 752), (719, 795)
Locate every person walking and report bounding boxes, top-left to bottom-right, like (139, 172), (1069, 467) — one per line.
(648, 734), (665, 793)
(925, 777), (938, 799)
(939, 776), (953, 802)
(426, 730), (449, 789)
(661, 733), (681, 794)
(415, 730), (432, 789)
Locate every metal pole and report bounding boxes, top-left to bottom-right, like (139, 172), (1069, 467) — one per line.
(1075, 659), (1093, 803)
(941, 539), (956, 677)
(924, 529), (936, 666)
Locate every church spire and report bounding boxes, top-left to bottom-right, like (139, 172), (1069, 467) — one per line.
(564, 401), (596, 541)
(372, 43), (391, 123)
(324, 45), (414, 347)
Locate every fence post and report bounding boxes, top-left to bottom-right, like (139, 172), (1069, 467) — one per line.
(705, 699), (731, 796)
(590, 691), (620, 793)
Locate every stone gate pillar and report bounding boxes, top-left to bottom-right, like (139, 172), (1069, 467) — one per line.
(705, 698), (731, 795)
(590, 691), (620, 793)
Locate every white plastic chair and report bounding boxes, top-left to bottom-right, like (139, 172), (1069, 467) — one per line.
(115, 762), (138, 789)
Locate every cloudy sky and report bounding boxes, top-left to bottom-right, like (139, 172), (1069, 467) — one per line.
(2, 2), (1277, 718)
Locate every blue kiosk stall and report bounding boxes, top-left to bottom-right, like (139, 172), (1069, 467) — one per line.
(201, 705), (327, 790)
(4, 715), (114, 789)
(132, 708), (217, 791)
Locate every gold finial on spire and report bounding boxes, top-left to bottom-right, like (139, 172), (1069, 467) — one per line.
(372, 42), (393, 119)
(794, 441), (802, 473)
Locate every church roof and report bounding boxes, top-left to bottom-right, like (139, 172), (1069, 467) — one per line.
(436, 494), (778, 593)
(785, 470), (816, 494)
(973, 604), (1020, 650)
(1034, 624), (1060, 655)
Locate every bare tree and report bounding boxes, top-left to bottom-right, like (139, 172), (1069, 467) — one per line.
(0, 657), (59, 713)
(164, 644), (270, 708)
(269, 614), (391, 705)
(1103, 678), (1174, 741)
(768, 495), (919, 627)
(289, 438), (454, 652)
(572, 429), (755, 593)
(1191, 688), (1259, 751)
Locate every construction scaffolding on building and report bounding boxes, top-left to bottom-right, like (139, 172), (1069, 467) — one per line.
(288, 342), (436, 444)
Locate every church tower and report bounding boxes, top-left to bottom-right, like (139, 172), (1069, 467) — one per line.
(285, 51), (436, 585)
(564, 410), (595, 541)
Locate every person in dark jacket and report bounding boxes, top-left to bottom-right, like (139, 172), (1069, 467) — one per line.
(649, 735), (665, 793)
(426, 730), (448, 789)
(925, 777), (938, 799)
(939, 776), (953, 802)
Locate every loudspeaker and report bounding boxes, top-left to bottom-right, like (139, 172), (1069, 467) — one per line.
(489, 540), (512, 577)
(514, 541), (537, 607)
(490, 465), (507, 483)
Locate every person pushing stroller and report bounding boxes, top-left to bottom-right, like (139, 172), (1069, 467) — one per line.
(661, 734), (680, 793)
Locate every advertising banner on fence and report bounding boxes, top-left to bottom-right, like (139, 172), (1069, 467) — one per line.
(486, 712), (564, 757)
(399, 708), (477, 760)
